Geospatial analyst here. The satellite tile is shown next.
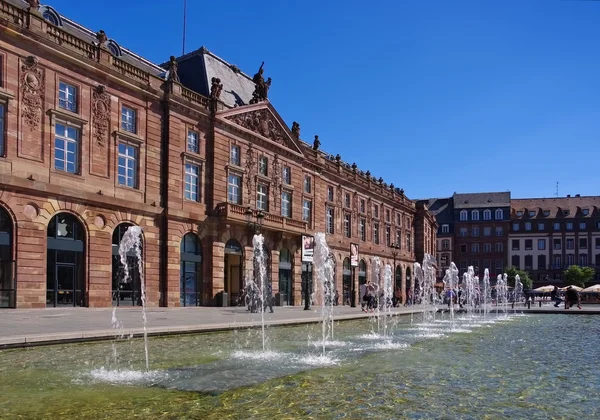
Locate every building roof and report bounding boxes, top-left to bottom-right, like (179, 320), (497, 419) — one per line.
(165, 47), (257, 109)
(417, 198), (454, 225)
(15, 1), (166, 76)
(511, 196), (600, 219)
(452, 192), (511, 209)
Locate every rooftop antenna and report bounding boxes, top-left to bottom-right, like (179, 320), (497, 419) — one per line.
(182, 0), (187, 56)
(555, 182), (559, 198)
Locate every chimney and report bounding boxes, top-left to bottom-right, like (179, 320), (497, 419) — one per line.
(567, 195), (571, 198)
(575, 194), (580, 197)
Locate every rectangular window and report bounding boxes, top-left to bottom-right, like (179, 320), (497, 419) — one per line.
(495, 226), (503, 236)
(566, 222), (573, 230)
(538, 255), (546, 270)
(344, 214), (351, 238)
(524, 255), (533, 270)
(579, 254), (587, 266)
(538, 222), (545, 231)
(344, 193), (351, 208)
(513, 223), (519, 231)
(495, 242), (503, 252)
(460, 260), (468, 271)
(187, 130), (199, 153)
(512, 239), (519, 250)
(374, 223), (379, 244)
(54, 123), (79, 174)
(374, 205), (379, 219)
(360, 199), (365, 213)
(441, 224), (449, 234)
(567, 254), (574, 266)
(553, 239), (561, 250)
(281, 191), (291, 217)
(327, 186), (334, 201)
(303, 175), (311, 193)
(406, 233), (411, 252)
(525, 222), (531, 231)
(472, 243), (479, 253)
(117, 143), (137, 187)
(472, 227), (479, 237)
(553, 254), (561, 269)
(259, 156), (268, 176)
(553, 222), (560, 231)
(595, 238), (600, 249)
(386, 225), (391, 246)
(257, 184), (268, 211)
(460, 244), (467, 253)
(282, 166), (291, 185)
(579, 222), (586, 230)
(360, 218), (366, 241)
(579, 238), (587, 249)
(302, 199), (312, 223)
(184, 163), (199, 202)
(228, 174), (241, 204)
(484, 243), (492, 253)
(525, 239), (532, 250)
(511, 255), (520, 269)
(396, 230), (401, 247)
(326, 208), (334, 234)
(386, 209), (391, 223)
(230, 145), (241, 166)
(495, 259), (503, 272)
(483, 227), (491, 236)
(0, 103), (5, 156)
(121, 105), (136, 133)
(58, 82), (77, 113)
(566, 239), (574, 249)
(537, 239), (546, 250)
(460, 227), (467, 237)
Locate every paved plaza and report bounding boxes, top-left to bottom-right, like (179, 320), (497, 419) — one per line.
(1, 303), (599, 349)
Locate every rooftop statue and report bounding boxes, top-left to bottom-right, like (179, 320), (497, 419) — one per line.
(249, 62), (271, 104)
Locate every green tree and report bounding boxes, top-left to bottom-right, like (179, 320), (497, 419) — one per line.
(564, 265), (596, 288)
(504, 266), (533, 290)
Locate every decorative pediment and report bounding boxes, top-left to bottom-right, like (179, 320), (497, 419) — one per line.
(221, 105), (304, 156)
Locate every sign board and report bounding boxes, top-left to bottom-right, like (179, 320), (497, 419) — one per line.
(350, 243), (359, 267)
(301, 235), (314, 263)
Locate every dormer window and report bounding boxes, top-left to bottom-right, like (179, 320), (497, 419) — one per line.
(516, 211), (523, 217)
(543, 210), (550, 217)
(529, 210), (536, 217)
(582, 209), (589, 216)
(563, 210), (570, 216)
(40, 6), (62, 26)
(471, 210), (479, 221)
(106, 40), (122, 57)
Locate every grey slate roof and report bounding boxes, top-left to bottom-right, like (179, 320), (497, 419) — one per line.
(165, 47), (256, 109)
(417, 198), (454, 225)
(12, 0), (165, 76)
(452, 192), (510, 209)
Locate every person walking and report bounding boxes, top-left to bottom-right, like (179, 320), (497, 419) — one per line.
(550, 286), (562, 308)
(564, 286), (581, 310)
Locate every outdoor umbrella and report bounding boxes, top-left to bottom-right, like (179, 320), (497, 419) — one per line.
(531, 285), (555, 293)
(582, 284), (600, 293)
(559, 285), (583, 292)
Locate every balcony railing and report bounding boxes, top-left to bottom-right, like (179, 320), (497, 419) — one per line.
(182, 87), (210, 109)
(46, 25), (96, 60)
(214, 203), (308, 233)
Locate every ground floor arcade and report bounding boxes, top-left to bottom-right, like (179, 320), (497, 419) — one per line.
(0, 193), (414, 309)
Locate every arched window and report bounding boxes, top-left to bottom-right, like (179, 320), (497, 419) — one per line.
(47, 213), (85, 307)
(471, 210), (479, 221)
(460, 210), (467, 221)
(0, 207), (14, 308)
(395, 265), (402, 290)
(224, 238), (243, 306)
(358, 259), (367, 285)
(180, 233), (202, 307)
(40, 6), (62, 26)
(483, 209), (491, 220)
(495, 209), (504, 220)
(107, 40), (122, 57)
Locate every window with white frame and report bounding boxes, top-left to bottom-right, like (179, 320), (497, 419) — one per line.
(360, 218), (366, 241)
(472, 243), (479, 253)
(258, 156), (268, 176)
(495, 242), (503, 252)
(360, 199), (365, 213)
(441, 224), (449, 233)
(460, 210), (467, 221)
(303, 175), (311, 193)
(396, 230), (401, 247)
(344, 214), (351, 238)
(386, 225), (391, 246)
(537, 239), (545, 250)
(442, 239), (449, 250)
(566, 222), (573, 230)
(495, 209), (503, 220)
(184, 163), (200, 201)
(579, 253), (588, 266)
(121, 105), (136, 133)
(579, 238), (587, 249)
(230, 145), (241, 166)
(327, 186), (334, 201)
(373, 223), (379, 244)
(326, 207), (334, 234)
(187, 130), (199, 153)
(256, 184), (268, 211)
(282, 166), (291, 185)
(579, 222), (586, 230)
(302, 199), (311, 223)
(513, 223), (520, 231)
(554, 222), (560, 230)
(483, 209), (491, 220)
(227, 174), (241, 204)
(54, 123), (79, 174)
(117, 143), (137, 187)
(538, 222), (545, 231)
(374, 205), (379, 219)
(345, 193), (350, 208)
(406, 232), (411, 252)
(483, 227), (491, 236)
(281, 191), (291, 217)
(58, 82), (77, 113)
(525, 222), (531, 231)
(471, 210), (479, 221)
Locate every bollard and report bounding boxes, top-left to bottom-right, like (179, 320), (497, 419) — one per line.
(539, 301), (542, 307)
(527, 300), (531, 309)
(512, 302), (515, 309)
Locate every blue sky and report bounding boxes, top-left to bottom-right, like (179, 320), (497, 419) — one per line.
(48, 0), (599, 199)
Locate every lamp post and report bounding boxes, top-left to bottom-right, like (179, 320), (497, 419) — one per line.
(244, 206), (265, 234)
(390, 243), (400, 303)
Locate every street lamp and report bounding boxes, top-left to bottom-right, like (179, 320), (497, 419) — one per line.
(390, 243), (401, 301)
(244, 206), (264, 234)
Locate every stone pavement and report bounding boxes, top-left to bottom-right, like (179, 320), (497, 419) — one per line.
(0, 303), (598, 349)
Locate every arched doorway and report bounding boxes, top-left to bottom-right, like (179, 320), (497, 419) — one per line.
(46, 213), (85, 307)
(301, 261), (313, 307)
(180, 233), (202, 306)
(112, 223), (143, 306)
(395, 266), (402, 290)
(342, 257), (352, 305)
(0, 207), (14, 308)
(406, 266), (412, 304)
(278, 248), (292, 306)
(224, 238), (243, 306)
(358, 259), (367, 285)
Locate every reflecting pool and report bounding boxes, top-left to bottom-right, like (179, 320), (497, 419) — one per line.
(1, 313), (598, 419)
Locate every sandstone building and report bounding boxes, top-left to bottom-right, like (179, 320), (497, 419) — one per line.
(0, 0), (436, 308)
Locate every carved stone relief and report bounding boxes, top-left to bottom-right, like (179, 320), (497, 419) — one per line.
(271, 154), (281, 210)
(92, 85), (111, 147)
(244, 145), (256, 206)
(20, 56), (44, 131)
(225, 109), (287, 146)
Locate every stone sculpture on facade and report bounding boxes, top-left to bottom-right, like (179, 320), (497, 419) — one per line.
(313, 135), (320, 151)
(26, 0), (40, 9)
(20, 56), (44, 131)
(166, 56), (180, 83)
(210, 77), (223, 99)
(291, 121), (300, 138)
(96, 30), (107, 45)
(249, 62), (271, 104)
(92, 85), (111, 147)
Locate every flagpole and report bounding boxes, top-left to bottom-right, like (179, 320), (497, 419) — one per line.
(182, 0), (187, 56)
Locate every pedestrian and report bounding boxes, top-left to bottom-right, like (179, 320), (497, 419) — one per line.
(550, 286), (562, 308)
(263, 282), (274, 313)
(564, 286), (581, 310)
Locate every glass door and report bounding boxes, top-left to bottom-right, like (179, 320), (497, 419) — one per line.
(56, 264), (75, 306)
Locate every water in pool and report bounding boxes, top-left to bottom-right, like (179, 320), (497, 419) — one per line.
(0, 313), (598, 419)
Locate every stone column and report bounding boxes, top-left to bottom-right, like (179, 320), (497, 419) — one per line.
(16, 219), (46, 308)
(87, 225), (112, 307)
(270, 249), (280, 295)
(293, 248), (302, 306)
(401, 263), (407, 304)
(211, 241), (225, 301)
